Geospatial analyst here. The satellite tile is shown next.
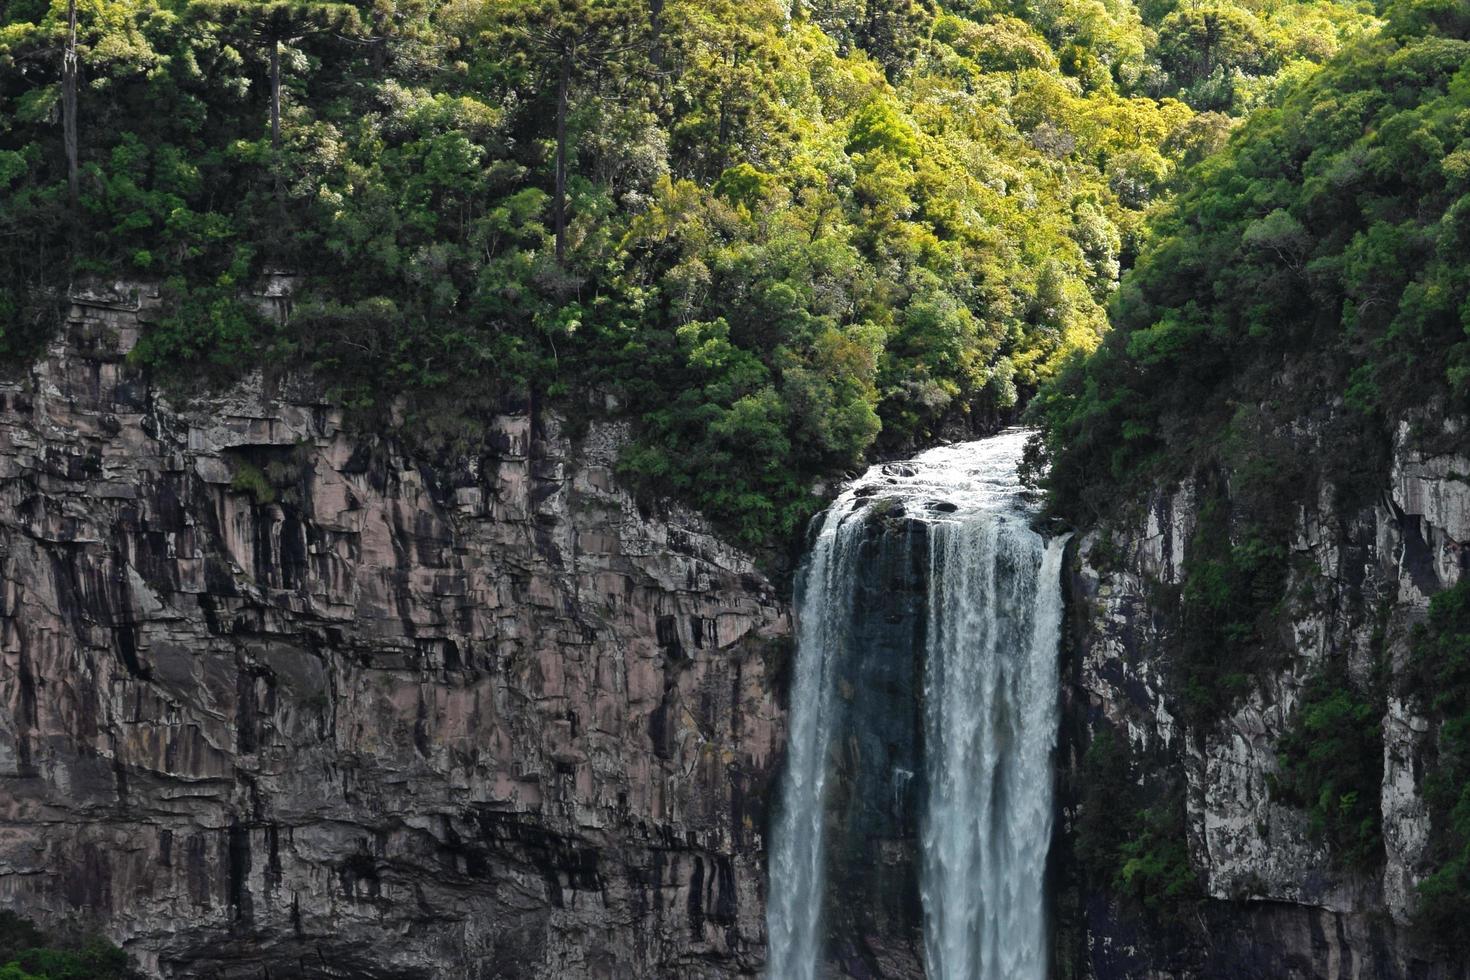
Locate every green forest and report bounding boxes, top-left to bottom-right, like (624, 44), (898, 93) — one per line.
(0, 0), (1384, 545)
(1027, 0), (1470, 524)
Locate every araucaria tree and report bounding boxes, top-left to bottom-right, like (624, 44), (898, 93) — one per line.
(503, 0), (646, 261)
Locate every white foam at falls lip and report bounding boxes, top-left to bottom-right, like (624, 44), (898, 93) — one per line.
(831, 428), (1039, 517)
(765, 427), (1065, 980)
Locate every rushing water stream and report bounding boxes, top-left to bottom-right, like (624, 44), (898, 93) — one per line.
(766, 430), (1066, 980)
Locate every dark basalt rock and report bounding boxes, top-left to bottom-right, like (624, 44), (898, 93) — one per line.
(0, 287), (790, 979)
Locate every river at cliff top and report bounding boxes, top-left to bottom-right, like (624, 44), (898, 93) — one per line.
(766, 429), (1067, 980)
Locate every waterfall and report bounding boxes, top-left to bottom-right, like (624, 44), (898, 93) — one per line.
(766, 430), (1066, 980)
(920, 504), (1066, 980)
(764, 490), (863, 980)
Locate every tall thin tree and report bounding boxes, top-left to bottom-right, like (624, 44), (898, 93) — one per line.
(62, 0), (79, 211)
(513, 0), (644, 263)
(188, 2), (365, 152)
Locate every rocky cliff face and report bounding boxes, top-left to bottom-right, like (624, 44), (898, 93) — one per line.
(0, 282), (790, 979)
(818, 514), (929, 980)
(1060, 415), (1469, 979)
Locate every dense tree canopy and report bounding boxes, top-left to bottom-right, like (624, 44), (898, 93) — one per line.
(0, 0), (1375, 544)
(1028, 0), (1470, 525)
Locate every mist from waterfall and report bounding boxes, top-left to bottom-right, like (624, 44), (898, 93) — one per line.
(765, 430), (1066, 980)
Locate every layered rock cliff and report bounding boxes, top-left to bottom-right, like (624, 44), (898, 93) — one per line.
(10, 280), (1470, 980)
(0, 282), (789, 978)
(1058, 414), (1469, 979)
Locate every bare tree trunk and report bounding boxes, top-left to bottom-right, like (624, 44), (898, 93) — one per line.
(1202, 13), (1218, 80)
(268, 37), (286, 230)
(554, 45), (572, 263)
(649, 0), (664, 69)
(270, 38), (282, 149)
(714, 94), (730, 180)
(62, 0), (79, 211)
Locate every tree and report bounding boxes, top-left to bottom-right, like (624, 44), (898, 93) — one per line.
(648, 0), (664, 67)
(659, 0), (789, 182)
(799, 0), (938, 76)
(508, 0), (645, 261)
(188, 1), (365, 150)
(1157, 4), (1276, 106)
(61, 0), (76, 209)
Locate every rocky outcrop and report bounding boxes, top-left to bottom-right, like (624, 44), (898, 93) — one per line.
(1059, 415), (1469, 979)
(0, 282), (790, 978)
(821, 515), (929, 980)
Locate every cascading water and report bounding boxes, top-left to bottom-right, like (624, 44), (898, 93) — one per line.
(766, 430), (1066, 980)
(919, 480), (1066, 980)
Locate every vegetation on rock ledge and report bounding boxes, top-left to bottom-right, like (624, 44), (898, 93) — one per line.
(1073, 726), (1201, 917)
(1407, 578), (1470, 947)
(1272, 666), (1385, 869)
(0, 913), (140, 980)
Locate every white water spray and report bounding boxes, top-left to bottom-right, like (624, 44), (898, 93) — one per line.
(766, 430), (1065, 980)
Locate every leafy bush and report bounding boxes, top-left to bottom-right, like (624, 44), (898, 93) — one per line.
(1174, 490), (1289, 722)
(1273, 668), (1385, 868)
(128, 274), (272, 388)
(1405, 579), (1470, 946)
(1118, 800), (1200, 914)
(0, 912), (140, 980)
(229, 461), (277, 504)
(1075, 727), (1201, 917)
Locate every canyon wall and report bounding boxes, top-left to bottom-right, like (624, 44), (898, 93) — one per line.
(8, 280), (1470, 980)
(1060, 414), (1469, 979)
(0, 282), (789, 978)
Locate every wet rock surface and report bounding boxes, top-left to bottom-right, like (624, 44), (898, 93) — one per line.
(0, 284), (789, 978)
(822, 515), (928, 980)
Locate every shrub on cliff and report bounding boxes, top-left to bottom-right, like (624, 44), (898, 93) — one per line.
(1074, 726), (1202, 917)
(1406, 579), (1470, 947)
(0, 913), (140, 980)
(1272, 669), (1385, 868)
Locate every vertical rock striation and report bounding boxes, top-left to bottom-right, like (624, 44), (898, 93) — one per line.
(1060, 414), (1469, 979)
(0, 282), (789, 978)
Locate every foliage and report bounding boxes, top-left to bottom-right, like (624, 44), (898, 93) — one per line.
(1029, 0), (1470, 530)
(1273, 667), (1385, 868)
(0, 0), (1376, 547)
(1172, 488), (1288, 722)
(229, 459), (277, 503)
(1074, 726), (1201, 917)
(0, 912), (140, 980)
(1405, 579), (1470, 947)
(128, 273), (273, 388)
(1118, 799), (1199, 913)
